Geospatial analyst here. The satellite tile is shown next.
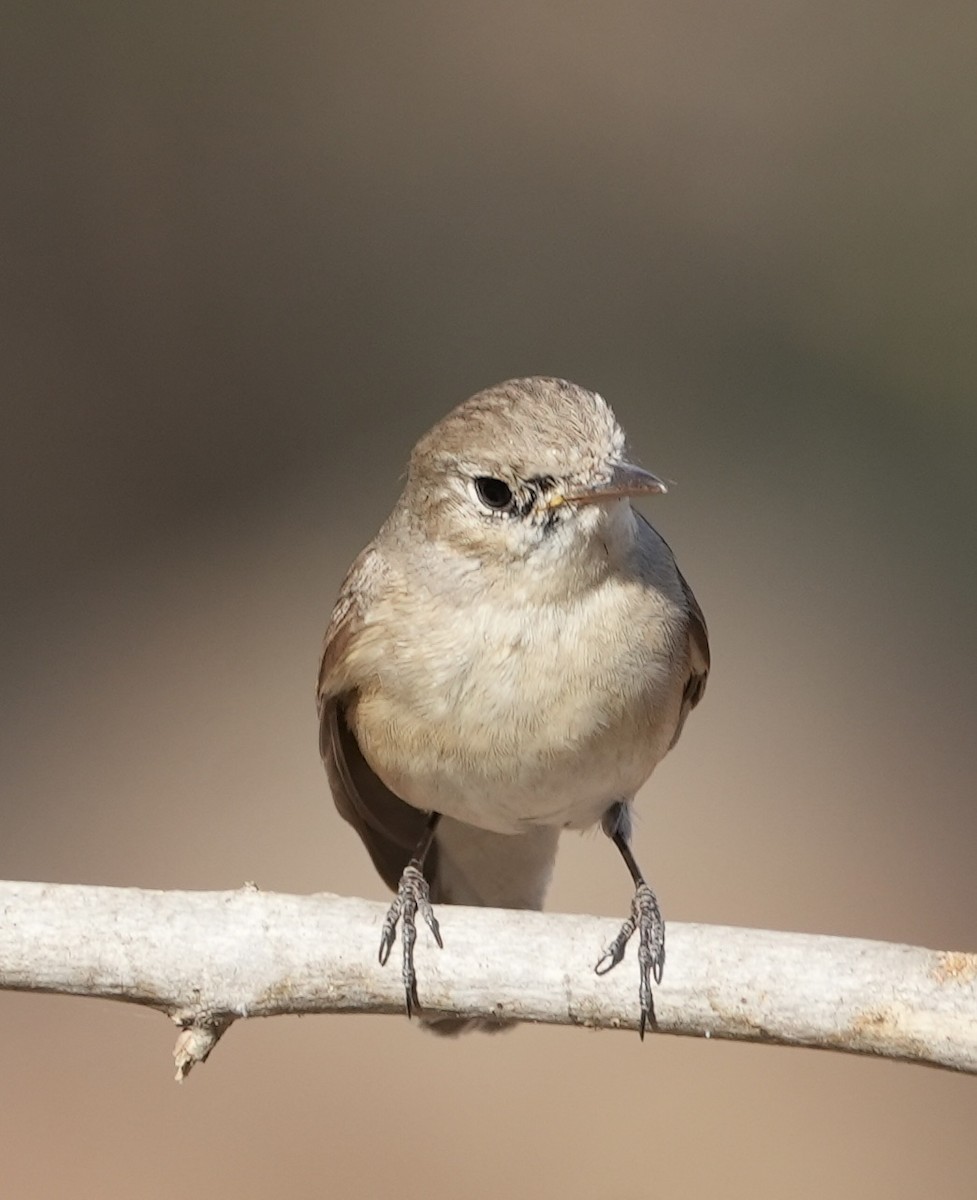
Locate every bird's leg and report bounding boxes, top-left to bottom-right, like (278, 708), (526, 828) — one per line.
(378, 812), (443, 1017)
(594, 801), (665, 1039)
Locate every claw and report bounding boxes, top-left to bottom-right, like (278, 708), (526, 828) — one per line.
(378, 861), (442, 1016)
(594, 882), (665, 1038)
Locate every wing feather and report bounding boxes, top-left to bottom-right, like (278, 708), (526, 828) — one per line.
(317, 550), (435, 891)
(634, 512), (710, 748)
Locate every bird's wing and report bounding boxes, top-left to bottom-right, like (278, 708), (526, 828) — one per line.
(317, 549), (435, 891)
(635, 512), (710, 747)
(671, 560), (709, 746)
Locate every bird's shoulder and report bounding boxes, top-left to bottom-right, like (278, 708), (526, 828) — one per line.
(316, 540), (390, 710)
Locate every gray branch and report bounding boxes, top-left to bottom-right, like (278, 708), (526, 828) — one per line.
(0, 880), (973, 1079)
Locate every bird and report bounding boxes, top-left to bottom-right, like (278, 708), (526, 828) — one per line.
(316, 376), (709, 1035)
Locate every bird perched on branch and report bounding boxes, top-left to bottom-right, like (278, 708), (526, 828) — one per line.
(317, 376), (708, 1035)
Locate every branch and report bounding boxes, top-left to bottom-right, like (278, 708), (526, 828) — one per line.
(0, 880), (973, 1079)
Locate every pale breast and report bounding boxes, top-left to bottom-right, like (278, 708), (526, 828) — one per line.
(350, 574), (690, 834)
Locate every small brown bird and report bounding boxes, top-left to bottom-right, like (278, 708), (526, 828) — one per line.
(317, 377), (708, 1035)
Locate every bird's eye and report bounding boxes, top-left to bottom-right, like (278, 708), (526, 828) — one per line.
(473, 476), (515, 511)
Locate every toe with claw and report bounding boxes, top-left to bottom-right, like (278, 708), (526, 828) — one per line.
(595, 882), (665, 1039)
(378, 861), (443, 1016)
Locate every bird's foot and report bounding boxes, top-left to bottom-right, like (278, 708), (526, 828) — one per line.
(378, 861), (443, 1017)
(594, 882), (665, 1039)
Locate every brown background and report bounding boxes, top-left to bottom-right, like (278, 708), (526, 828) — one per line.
(2, 4), (976, 1197)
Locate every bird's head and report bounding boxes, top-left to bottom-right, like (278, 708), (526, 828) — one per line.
(402, 377), (667, 583)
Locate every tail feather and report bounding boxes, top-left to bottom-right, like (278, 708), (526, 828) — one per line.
(422, 819), (560, 1035)
(430, 819), (560, 907)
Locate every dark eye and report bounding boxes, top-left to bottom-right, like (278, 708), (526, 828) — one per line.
(474, 476), (514, 511)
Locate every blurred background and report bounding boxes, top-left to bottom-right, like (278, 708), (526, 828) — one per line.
(2, 3), (976, 1196)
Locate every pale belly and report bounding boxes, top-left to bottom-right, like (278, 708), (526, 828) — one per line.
(351, 587), (688, 835)
(358, 707), (678, 834)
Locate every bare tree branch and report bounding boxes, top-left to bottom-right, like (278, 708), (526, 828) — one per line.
(0, 880), (973, 1079)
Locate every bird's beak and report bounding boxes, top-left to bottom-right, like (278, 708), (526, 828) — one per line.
(548, 462), (669, 508)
